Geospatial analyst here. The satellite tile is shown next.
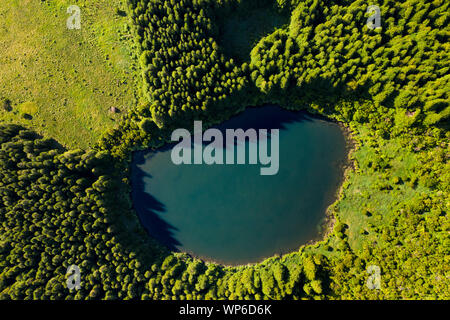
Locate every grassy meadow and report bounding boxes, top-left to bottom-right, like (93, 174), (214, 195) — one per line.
(0, 0), (136, 149)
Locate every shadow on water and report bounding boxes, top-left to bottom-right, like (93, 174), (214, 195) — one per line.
(213, 105), (313, 149)
(131, 151), (182, 252)
(214, 105), (313, 132)
(130, 105), (315, 253)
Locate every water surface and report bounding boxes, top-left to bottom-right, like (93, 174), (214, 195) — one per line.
(131, 105), (348, 265)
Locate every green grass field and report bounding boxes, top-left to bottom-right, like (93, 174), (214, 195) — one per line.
(0, 0), (136, 149)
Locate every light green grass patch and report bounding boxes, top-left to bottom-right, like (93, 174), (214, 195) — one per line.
(0, 0), (136, 149)
(18, 101), (39, 116)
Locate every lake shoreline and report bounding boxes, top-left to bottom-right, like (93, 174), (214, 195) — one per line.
(307, 119), (357, 248)
(128, 106), (357, 269)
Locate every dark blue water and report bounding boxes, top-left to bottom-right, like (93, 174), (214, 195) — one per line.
(131, 105), (348, 265)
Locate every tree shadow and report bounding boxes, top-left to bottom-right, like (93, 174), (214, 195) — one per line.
(1, 124), (66, 151)
(116, 9), (127, 17)
(130, 150), (182, 252)
(214, 104), (312, 132)
(167, 104), (316, 153)
(212, 104), (313, 149)
(214, 0), (291, 63)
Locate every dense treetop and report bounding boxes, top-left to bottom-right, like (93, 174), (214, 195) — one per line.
(99, 0), (448, 157)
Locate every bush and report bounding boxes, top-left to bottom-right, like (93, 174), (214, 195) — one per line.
(0, 97), (12, 111)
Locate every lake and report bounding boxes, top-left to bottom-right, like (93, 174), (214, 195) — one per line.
(131, 105), (348, 265)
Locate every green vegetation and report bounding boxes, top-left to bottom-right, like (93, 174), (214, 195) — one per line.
(215, 1), (291, 62)
(0, 0), (448, 300)
(0, 0), (136, 149)
(0, 124), (160, 299)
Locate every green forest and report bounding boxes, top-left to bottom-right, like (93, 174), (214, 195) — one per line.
(0, 0), (448, 299)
